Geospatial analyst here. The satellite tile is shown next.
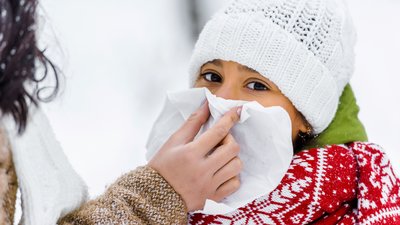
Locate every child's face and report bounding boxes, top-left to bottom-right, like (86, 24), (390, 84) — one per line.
(194, 59), (308, 142)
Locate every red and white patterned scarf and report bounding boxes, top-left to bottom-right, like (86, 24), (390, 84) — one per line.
(189, 142), (400, 224)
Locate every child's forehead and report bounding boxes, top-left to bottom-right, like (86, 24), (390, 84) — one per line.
(202, 59), (259, 74)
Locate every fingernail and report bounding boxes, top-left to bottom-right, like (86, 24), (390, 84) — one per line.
(236, 106), (242, 116)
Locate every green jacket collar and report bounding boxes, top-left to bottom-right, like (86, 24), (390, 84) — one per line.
(304, 84), (368, 149)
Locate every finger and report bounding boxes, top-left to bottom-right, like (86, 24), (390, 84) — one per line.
(206, 134), (240, 173)
(210, 176), (241, 202)
(167, 101), (210, 146)
(212, 156), (242, 187)
(193, 106), (241, 156)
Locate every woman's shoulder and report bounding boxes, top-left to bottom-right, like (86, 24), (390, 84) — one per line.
(0, 127), (18, 225)
(0, 127), (11, 167)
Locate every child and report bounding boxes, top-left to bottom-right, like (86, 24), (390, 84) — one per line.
(186, 0), (400, 224)
(40, 0), (400, 223)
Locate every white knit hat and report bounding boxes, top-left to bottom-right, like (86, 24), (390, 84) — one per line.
(188, 0), (357, 134)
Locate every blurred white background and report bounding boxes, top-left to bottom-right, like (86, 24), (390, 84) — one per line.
(38, 0), (400, 197)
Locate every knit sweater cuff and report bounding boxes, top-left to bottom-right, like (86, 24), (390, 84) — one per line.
(114, 166), (188, 224)
(59, 166), (188, 225)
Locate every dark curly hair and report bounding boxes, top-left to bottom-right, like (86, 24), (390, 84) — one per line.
(0, 0), (60, 134)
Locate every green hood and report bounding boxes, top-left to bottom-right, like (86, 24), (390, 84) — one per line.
(304, 84), (368, 149)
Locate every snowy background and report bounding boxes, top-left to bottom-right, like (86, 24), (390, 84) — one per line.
(38, 0), (400, 197)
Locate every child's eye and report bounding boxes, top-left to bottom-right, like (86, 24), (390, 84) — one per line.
(201, 72), (222, 83)
(247, 81), (269, 91)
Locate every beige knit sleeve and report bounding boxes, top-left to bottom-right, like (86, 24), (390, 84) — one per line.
(0, 129), (18, 225)
(58, 166), (188, 225)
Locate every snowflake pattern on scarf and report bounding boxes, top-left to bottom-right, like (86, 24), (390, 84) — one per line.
(189, 142), (400, 225)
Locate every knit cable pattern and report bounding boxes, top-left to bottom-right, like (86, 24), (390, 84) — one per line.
(189, 0), (356, 133)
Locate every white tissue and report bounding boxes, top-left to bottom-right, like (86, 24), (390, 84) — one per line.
(146, 88), (293, 214)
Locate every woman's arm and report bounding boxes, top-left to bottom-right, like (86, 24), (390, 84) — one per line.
(58, 166), (187, 225)
(59, 103), (242, 224)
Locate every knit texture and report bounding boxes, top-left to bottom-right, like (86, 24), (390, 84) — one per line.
(189, 0), (356, 134)
(0, 128), (17, 225)
(305, 84), (368, 149)
(2, 108), (88, 225)
(59, 166), (188, 225)
(189, 142), (400, 224)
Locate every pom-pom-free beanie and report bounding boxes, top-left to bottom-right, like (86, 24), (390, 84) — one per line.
(189, 0), (357, 134)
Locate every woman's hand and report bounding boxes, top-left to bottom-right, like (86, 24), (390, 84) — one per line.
(148, 102), (242, 212)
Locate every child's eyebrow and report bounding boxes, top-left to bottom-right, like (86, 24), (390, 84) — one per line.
(207, 59), (223, 67)
(205, 60), (258, 74)
(238, 64), (258, 74)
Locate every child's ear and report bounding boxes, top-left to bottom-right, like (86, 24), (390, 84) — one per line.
(297, 113), (312, 134)
(299, 123), (308, 133)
